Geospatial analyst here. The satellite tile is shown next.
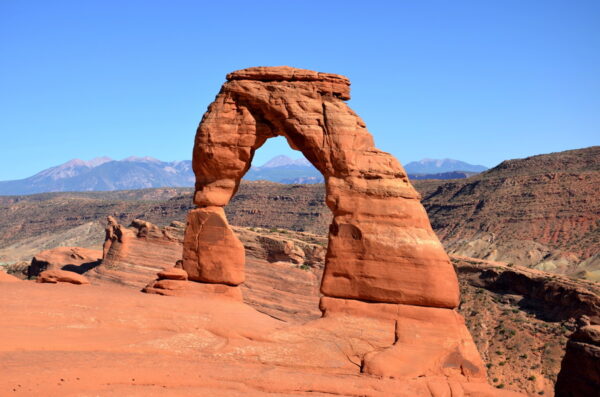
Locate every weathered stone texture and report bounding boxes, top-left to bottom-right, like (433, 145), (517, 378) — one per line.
(187, 66), (459, 308)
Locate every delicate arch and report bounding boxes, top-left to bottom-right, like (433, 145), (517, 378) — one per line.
(183, 66), (459, 308)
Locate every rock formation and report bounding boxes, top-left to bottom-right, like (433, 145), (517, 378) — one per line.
(414, 146), (600, 281)
(92, 217), (185, 287)
(184, 66), (485, 381)
(28, 246), (102, 278)
(36, 269), (90, 285)
(143, 264), (243, 300)
(455, 255), (600, 324)
(555, 319), (600, 396)
(187, 66), (459, 307)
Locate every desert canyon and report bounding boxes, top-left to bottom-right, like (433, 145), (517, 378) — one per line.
(1, 67), (598, 397)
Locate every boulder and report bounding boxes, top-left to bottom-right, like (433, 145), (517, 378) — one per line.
(29, 247), (102, 278)
(36, 269), (90, 285)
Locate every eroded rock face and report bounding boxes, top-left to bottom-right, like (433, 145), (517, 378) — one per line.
(182, 207), (245, 285)
(181, 66), (491, 385)
(94, 216), (185, 287)
(187, 66), (459, 308)
(555, 321), (600, 397)
(28, 247), (102, 278)
(320, 297), (486, 380)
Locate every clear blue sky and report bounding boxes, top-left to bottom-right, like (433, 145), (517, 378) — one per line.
(1, 0), (598, 180)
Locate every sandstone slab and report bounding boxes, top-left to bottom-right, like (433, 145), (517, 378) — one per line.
(157, 266), (188, 281)
(36, 269), (90, 285)
(91, 217), (185, 288)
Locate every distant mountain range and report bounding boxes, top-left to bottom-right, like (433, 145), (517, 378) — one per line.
(244, 155), (324, 184)
(0, 155), (487, 195)
(0, 157), (195, 195)
(404, 159), (488, 174)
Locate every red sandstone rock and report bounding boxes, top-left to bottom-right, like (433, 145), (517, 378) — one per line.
(182, 207), (245, 285)
(189, 66), (459, 308)
(36, 269), (90, 285)
(157, 267), (188, 280)
(179, 66), (487, 387)
(29, 246), (102, 278)
(0, 281), (521, 396)
(555, 323), (600, 396)
(91, 217), (185, 288)
(0, 270), (20, 282)
(320, 297), (486, 380)
(143, 278), (242, 300)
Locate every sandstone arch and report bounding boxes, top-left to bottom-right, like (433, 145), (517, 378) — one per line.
(183, 66), (460, 309)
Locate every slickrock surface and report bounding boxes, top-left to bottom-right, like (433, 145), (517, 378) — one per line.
(555, 322), (600, 396)
(36, 269), (90, 285)
(0, 282), (521, 397)
(78, 217), (324, 323)
(32, 220), (596, 395)
(28, 246), (102, 278)
(0, 269), (20, 282)
(414, 146), (600, 281)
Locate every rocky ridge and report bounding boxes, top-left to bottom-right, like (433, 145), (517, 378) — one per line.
(414, 146), (600, 281)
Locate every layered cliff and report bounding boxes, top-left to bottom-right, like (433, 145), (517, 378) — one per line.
(414, 146), (600, 281)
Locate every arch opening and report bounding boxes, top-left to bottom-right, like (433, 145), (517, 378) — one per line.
(224, 135), (329, 322)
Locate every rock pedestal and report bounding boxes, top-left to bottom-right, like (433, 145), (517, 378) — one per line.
(182, 207), (245, 285)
